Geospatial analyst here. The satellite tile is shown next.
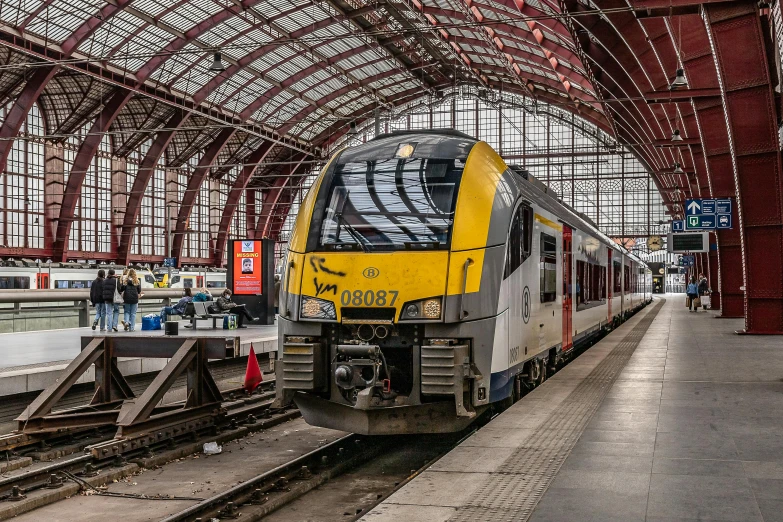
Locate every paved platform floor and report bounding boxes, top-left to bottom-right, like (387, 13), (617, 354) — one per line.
(365, 296), (783, 522)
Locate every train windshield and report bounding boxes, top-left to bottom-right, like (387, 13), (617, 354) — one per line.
(318, 158), (464, 251)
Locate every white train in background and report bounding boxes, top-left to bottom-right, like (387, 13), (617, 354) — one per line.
(0, 260), (226, 290)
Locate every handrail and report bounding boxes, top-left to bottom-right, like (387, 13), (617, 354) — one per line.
(282, 260), (294, 317)
(0, 289), (185, 304)
(458, 258), (474, 321)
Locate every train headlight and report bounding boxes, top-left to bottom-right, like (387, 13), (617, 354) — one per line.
(399, 297), (442, 320)
(300, 296), (337, 320)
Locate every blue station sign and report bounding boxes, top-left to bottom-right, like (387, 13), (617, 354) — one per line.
(684, 198), (733, 230)
(672, 220), (685, 232)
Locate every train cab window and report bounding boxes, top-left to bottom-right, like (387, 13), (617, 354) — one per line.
(540, 232), (557, 303)
(316, 158), (463, 251)
(144, 274), (155, 284)
(171, 276), (181, 285)
(503, 204), (533, 278)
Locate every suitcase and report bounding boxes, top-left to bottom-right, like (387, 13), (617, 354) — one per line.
(142, 314), (162, 331)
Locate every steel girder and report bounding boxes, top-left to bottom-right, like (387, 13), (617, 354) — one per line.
(254, 154), (309, 240)
(116, 111), (190, 265)
(0, 66), (57, 185)
(53, 89), (134, 262)
(664, 14), (742, 316)
(211, 140), (277, 265)
(705, 1), (783, 333)
(170, 127), (237, 264)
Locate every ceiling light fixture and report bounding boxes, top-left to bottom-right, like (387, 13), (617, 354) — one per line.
(671, 129), (683, 142)
(209, 52), (226, 72)
(347, 121), (358, 137)
(673, 162), (684, 174)
(670, 68), (688, 90)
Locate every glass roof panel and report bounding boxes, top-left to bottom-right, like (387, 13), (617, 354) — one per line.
(132, 0), (171, 18)
(148, 44), (201, 84)
(77, 10), (146, 58)
(109, 24), (175, 72)
(199, 17), (253, 47)
(0, 0), (45, 27)
(159, 0), (226, 32)
(223, 28), (274, 60)
(26, 0), (102, 43)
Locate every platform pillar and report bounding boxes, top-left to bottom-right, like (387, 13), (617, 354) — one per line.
(705, 1), (783, 333)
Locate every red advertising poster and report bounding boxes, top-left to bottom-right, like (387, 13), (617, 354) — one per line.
(232, 240), (262, 295)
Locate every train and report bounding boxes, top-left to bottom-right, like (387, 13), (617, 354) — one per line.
(275, 129), (652, 435)
(0, 261), (227, 290)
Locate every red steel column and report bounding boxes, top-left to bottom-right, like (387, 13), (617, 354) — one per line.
(211, 141), (275, 265)
(709, 232), (721, 308)
(705, 1), (783, 333)
(117, 111), (188, 264)
(171, 127), (237, 263)
(679, 14), (744, 316)
(53, 89), (133, 261)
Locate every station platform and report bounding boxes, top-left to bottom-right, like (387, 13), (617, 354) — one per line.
(365, 296), (783, 522)
(0, 322), (278, 396)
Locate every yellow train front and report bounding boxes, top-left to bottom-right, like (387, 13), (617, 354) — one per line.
(276, 130), (509, 435)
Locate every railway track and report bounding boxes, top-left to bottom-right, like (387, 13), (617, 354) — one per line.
(0, 380), (300, 520)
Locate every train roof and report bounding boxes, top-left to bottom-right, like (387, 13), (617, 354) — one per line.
(339, 129), (477, 163)
(510, 168), (646, 265)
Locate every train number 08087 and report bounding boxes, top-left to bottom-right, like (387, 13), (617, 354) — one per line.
(340, 289), (399, 307)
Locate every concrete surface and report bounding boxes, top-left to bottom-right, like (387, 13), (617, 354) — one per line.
(364, 296), (783, 522)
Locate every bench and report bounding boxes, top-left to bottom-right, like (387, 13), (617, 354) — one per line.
(186, 301), (232, 330)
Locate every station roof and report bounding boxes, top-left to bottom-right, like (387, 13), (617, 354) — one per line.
(0, 0), (779, 257)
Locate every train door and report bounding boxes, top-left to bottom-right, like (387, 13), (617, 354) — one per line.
(36, 273), (50, 289)
(607, 248), (612, 323)
(196, 276), (204, 288)
(562, 225), (573, 352)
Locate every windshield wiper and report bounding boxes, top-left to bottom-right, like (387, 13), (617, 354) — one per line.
(335, 212), (370, 253)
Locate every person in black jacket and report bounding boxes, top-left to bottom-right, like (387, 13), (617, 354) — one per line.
(90, 270), (106, 331)
(103, 268), (119, 332)
(214, 289), (258, 329)
(120, 268), (142, 331)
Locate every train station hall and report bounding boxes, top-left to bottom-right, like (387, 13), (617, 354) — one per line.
(0, 0), (781, 520)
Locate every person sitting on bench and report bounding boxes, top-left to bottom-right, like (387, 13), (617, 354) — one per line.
(214, 289), (258, 328)
(160, 288), (193, 323)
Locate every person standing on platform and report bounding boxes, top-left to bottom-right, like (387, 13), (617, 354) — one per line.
(160, 288), (193, 323)
(215, 289), (258, 329)
(698, 273), (709, 311)
(120, 269), (142, 331)
(686, 276), (700, 312)
(274, 274), (281, 315)
(90, 269), (106, 331)
(103, 268), (119, 331)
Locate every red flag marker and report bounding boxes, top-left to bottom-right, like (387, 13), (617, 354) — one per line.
(244, 344), (263, 393)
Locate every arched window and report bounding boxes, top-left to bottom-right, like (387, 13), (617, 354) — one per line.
(1, 103), (45, 249)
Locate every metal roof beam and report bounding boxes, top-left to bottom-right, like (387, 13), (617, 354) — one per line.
(171, 127), (237, 263)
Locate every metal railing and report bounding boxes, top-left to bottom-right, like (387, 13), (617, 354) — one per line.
(0, 289), (187, 329)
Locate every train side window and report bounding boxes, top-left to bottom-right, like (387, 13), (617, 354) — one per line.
(503, 204), (532, 279)
(540, 232), (557, 303)
(183, 278), (194, 288)
(613, 260), (621, 293)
